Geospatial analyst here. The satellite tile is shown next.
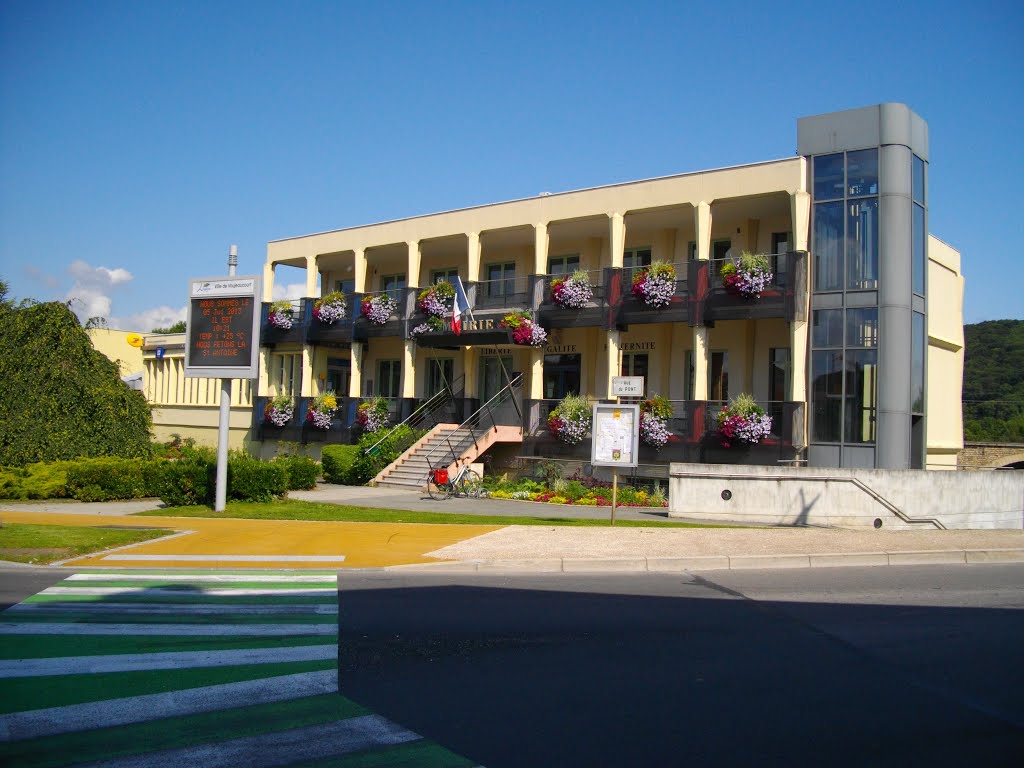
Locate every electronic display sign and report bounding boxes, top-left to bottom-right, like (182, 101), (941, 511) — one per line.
(184, 275), (262, 379)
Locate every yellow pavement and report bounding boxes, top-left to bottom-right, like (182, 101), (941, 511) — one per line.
(0, 510), (500, 569)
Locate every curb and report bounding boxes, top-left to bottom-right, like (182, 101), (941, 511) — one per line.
(381, 548), (1024, 574)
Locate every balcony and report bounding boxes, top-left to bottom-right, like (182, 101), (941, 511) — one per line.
(695, 251), (807, 326)
(520, 398), (805, 466)
(535, 269), (610, 329)
(352, 290), (409, 340)
(260, 299), (308, 346)
(615, 264), (691, 328)
(252, 395), (357, 444)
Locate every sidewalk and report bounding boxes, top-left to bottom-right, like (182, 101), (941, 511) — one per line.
(3, 485), (1023, 572)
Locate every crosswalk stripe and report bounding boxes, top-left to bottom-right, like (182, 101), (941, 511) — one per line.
(65, 573), (338, 583)
(0, 644), (336, 678)
(75, 715), (420, 768)
(6, 601), (338, 615)
(0, 670), (339, 741)
(37, 589), (335, 602)
(0, 622), (337, 637)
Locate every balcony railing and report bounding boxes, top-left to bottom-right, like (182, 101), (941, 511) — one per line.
(253, 394), (354, 443)
(471, 275), (532, 311)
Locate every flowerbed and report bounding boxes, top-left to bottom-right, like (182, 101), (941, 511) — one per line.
(264, 395), (294, 426)
(360, 294), (398, 325)
(486, 477), (668, 508)
(305, 392), (338, 430)
(500, 310), (548, 347)
(631, 261), (676, 308)
(268, 301), (296, 330)
(550, 270), (593, 309)
(313, 291), (347, 324)
(716, 393), (772, 447)
(720, 252), (773, 299)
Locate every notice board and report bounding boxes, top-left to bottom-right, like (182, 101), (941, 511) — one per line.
(590, 403), (640, 468)
(184, 275), (262, 379)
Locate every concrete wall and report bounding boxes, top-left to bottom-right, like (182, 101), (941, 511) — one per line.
(151, 404), (254, 451)
(926, 235), (964, 469)
(88, 329), (144, 377)
(669, 463), (1023, 530)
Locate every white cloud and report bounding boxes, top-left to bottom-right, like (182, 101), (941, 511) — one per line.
(272, 281), (308, 301)
(63, 260), (135, 321)
(109, 305), (187, 333)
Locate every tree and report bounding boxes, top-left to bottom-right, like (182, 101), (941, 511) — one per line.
(0, 300), (153, 465)
(151, 320), (186, 333)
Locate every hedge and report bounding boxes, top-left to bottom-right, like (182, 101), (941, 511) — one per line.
(321, 445), (360, 484)
(273, 455), (320, 490)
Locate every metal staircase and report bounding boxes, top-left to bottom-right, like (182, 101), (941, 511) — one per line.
(373, 373), (524, 490)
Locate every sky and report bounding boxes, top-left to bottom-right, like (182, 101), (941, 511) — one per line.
(1, 0), (1022, 329)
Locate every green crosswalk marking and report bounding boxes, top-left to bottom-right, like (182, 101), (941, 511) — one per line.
(0, 632), (334, 660)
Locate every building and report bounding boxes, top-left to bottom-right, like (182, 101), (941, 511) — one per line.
(254, 103), (963, 473)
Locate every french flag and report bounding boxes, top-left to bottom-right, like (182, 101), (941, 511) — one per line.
(451, 276), (471, 335)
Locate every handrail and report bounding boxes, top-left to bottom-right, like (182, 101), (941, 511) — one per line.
(421, 372), (523, 470)
(363, 374), (465, 456)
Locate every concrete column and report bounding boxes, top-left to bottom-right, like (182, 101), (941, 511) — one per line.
(300, 345), (314, 397)
(669, 324), (689, 401)
(530, 348), (544, 399)
(877, 143), (914, 469)
(791, 191), (811, 252)
(467, 233), (481, 282)
(609, 213), (625, 268)
(262, 262), (275, 302)
(348, 343), (363, 398)
(258, 348), (271, 397)
(463, 347), (478, 397)
(693, 328), (709, 399)
(605, 330), (621, 398)
(694, 201), (712, 261)
(534, 222), (549, 274)
(790, 189), (811, 442)
(407, 241), (422, 287)
(353, 248), (367, 293)
(305, 255), (318, 297)
(693, 200), (712, 401)
(401, 340), (416, 398)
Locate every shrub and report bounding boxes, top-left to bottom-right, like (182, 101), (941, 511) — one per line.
(0, 461), (74, 500)
(274, 455), (320, 490)
(227, 452), (288, 502)
(156, 452), (215, 507)
(65, 458), (150, 502)
(321, 445), (360, 485)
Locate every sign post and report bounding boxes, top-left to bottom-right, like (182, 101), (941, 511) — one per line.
(184, 248), (261, 512)
(590, 402), (640, 525)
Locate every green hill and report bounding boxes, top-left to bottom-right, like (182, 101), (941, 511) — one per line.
(963, 320), (1024, 442)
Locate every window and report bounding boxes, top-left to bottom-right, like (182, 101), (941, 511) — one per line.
(709, 352), (728, 402)
(772, 232), (790, 286)
(334, 279), (355, 295)
(845, 350), (878, 443)
(543, 354), (581, 400)
(380, 274), (406, 303)
(548, 255), (580, 277)
(712, 240), (731, 261)
(377, 360), (401, 399)
(846, 149), (878, 197)
(911, 312), (925, 415)
(684, 350), (695, 400)
(812, 351), (843, 442)
(687, 241), (697, 261)
(912, 155), (926, 205)
(274, 353), (302, 397)
(812, 309), (844, 348)
(425, 358), (454, 398)
(913, 201), (926, 296)
(430, 268), (458, 285)
(620, 353), (649, 380)
(845, 308), (878, 348)
(813, 153), (844, 200)
(485, 262), (516, 299)
(814, 202), (844, 291)
(623, 247), (651, 270)
(846, 197), (879, 289)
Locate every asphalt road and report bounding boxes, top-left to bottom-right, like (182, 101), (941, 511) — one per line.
(338, 564), (1024, 767)
(0, 566), (67, 610)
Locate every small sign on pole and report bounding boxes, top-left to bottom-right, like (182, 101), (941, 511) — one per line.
(184, 276), (262, 379)
(611, 376), (645, 398)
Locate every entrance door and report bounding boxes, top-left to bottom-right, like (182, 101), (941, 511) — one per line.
(326, 358), (350, 396)
(709, 351), (729, 402)
(479, 354), (517, 424)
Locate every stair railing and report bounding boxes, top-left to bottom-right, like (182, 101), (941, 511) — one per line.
(364, 374), (465, 458)
(420, 372), (523, 471)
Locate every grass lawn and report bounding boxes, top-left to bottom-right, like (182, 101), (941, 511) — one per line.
(138, 499), (728, 528)
(0, 523), (175, 565)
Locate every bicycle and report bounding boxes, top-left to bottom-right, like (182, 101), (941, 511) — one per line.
(426, 463), (486, 500)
